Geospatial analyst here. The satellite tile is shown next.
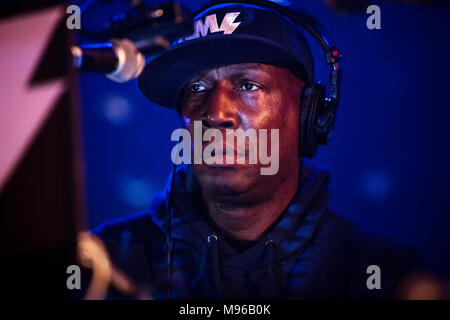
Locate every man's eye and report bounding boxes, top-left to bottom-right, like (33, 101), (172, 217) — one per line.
(238, 82), (261, 91)
(189, 83), (207, 93)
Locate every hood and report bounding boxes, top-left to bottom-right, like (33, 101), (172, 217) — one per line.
(150, 161), (331, 271)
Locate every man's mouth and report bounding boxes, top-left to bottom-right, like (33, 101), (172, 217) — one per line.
(202, 143), (248, 166)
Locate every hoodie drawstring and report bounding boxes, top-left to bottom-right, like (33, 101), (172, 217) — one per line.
(208, 234), (223, 299)
(265, 240), (275, 299)
(206, 235), (275, 299)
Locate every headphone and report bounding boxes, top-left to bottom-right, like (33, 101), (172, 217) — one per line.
(195, 0), (343, 158)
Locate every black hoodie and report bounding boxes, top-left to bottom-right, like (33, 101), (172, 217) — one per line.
(93, 162), (420, 299)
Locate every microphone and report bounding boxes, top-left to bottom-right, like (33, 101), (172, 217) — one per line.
(71, 38), (152, 83)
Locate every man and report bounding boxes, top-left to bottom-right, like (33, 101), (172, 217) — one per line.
(93, 1), (419, 299)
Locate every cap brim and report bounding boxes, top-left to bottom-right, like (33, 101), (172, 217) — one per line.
(137, 34), (307, 109)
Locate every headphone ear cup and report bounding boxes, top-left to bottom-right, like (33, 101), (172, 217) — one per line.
(300, 82), (326, 158)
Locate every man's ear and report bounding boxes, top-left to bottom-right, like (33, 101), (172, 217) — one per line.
(285, 68), (306, 107)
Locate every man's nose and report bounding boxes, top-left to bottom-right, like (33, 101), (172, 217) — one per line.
(201, 83), (239, 130)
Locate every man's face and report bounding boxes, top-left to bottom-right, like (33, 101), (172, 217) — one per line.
(181, 63), (305, 201)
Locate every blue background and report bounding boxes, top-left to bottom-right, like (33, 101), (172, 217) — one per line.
(78, 0), (450, 279)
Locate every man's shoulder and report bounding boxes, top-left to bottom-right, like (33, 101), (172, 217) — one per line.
(315, 210), (421, 297)
(92, 211), (154, 239)
(88, 193), (170, 290)
(92, 191), (167, 241)
(320, 210), (418, 257)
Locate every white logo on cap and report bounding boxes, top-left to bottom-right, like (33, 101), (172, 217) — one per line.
(179, 12), (241, 42)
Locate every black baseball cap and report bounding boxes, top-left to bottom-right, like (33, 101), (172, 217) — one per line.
(137, 2), (314, 109)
